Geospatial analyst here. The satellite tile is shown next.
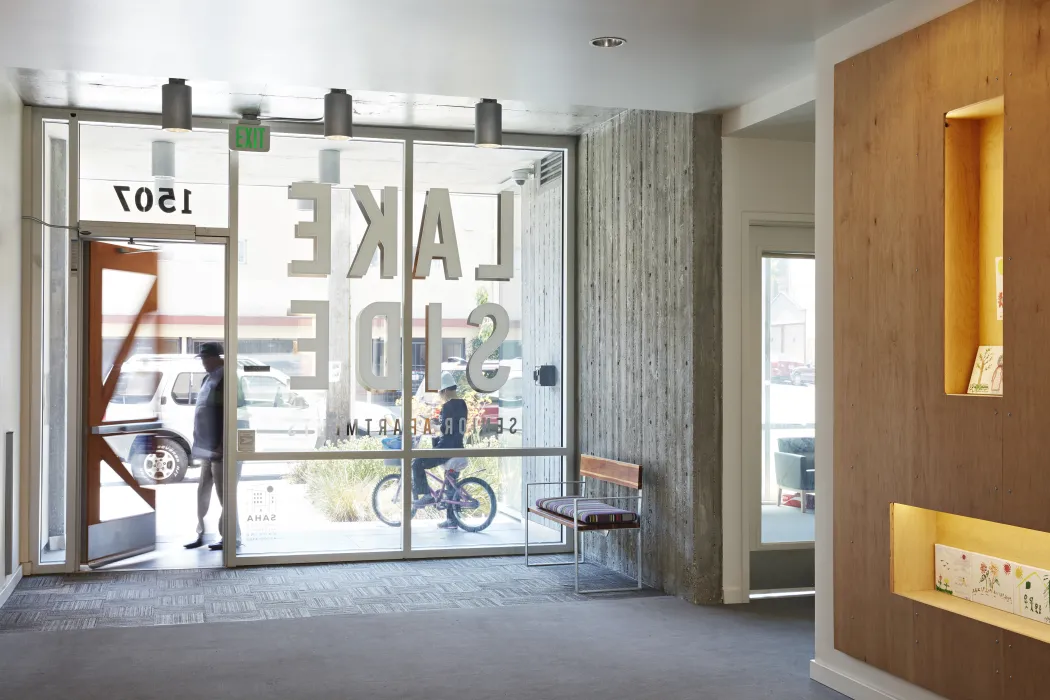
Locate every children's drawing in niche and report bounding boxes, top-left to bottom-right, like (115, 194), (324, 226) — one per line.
(996, 256), (1004, 321)
(967, 345), (1003, 396)
(991, 354), (1003, 393)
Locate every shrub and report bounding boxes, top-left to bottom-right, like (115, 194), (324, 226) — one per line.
(287, 436), (391, 522)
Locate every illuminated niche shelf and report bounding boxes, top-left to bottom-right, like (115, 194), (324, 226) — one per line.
(944, 96), (1004, 397)
(891, 503), (1050, 644)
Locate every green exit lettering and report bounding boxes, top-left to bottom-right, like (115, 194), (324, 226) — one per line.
(229, 124), (270, 152)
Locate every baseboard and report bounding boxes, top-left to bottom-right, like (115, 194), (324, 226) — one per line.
(723, 585), (746, 604)
(0, 565), (23, 609)
(810, 659), (946, 700)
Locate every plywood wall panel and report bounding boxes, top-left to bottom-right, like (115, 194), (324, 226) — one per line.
(1002, 0), (1050, 535)
(834, 2), (1012, 697)
(1003, 632), (1050, 697)
(912, 603), (1005, 699)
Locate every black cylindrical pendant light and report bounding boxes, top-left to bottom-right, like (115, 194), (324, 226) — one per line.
(162, 79), (192, 132)
(325, 89), (353, 140)
(475, 98), (502, 148)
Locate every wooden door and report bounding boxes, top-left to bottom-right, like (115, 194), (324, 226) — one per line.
(84, 241), (161, 566)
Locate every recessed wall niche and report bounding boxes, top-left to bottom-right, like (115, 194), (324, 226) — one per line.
(944, 96), (1004, 396)
(891, 503), (1050, 645)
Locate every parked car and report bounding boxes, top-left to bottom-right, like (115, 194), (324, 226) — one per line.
(770, 360), (804, 384)
(105, 354), (396, 484)
(790, 364), (816, 386)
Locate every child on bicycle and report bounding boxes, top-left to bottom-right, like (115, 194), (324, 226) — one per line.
(412, 372), (468, 529)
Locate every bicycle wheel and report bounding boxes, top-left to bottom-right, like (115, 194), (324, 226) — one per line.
(372, 474), (405, 527)
(448, 477), (497, 532)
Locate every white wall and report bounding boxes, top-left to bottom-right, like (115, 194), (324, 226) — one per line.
(722, 136), (814, 604)
(0, 70), (23, 597)
(810, 1), (970, 699)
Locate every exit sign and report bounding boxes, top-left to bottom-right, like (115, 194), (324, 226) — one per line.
(229, 123), (270, 152)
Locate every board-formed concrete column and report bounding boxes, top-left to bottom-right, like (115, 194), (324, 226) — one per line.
(577, 110), (722, 604)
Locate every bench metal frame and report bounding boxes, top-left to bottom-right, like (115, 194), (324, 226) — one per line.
(524, 477), (644, 594)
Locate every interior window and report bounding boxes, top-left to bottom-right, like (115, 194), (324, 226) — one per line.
(108, 371), (161, 405)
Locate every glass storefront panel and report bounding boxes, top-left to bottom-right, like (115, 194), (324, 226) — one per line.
(238, 134), (404, 452)
(408, 143), (566, 550)
(410, 143), (565, 452)
(236, 133), (405, 556)
(28, 110), (573, 567)
(236, 458), (403, 556)
(79, 122), (228, 227)
(38, 120), (70, 564)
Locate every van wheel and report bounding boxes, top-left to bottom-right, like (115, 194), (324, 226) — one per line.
(132, 439), (188, 484)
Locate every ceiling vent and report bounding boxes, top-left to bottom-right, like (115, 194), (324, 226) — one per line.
(539, 153), (563, 189)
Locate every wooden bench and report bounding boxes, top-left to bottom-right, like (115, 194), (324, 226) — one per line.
(524, 455), (643, 593)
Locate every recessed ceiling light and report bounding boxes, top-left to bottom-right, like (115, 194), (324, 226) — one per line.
(591, 36), (626, 48)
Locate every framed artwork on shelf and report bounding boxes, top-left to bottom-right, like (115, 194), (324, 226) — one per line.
(935, 544), (972, 600)
(970, 554), (1016, 613)
(996, 256), (1004, 320)
(967, 345), (1003, 395)
(1014, 565), (1050, 624)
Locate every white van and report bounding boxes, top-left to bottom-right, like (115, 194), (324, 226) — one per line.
(106, 355), (396, 484)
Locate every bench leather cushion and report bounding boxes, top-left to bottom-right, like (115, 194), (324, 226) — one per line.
(535, 497), (639, 525)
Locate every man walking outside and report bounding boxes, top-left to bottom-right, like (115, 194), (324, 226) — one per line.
(185, 342), (242, 551)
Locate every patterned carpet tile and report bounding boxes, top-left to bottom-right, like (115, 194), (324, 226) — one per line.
(0, 557), (653, 633)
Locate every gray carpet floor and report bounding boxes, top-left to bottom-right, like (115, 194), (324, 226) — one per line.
(0, 592), (841, 700)
(0, 556), (650, 631)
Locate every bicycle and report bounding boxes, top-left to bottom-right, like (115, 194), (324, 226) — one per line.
(371, 458), (498, 532)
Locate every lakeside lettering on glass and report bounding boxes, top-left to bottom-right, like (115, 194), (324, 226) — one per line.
(284, 182), (515, 395)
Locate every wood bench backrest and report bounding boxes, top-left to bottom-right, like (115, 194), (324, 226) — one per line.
(580, 455), (643, 490)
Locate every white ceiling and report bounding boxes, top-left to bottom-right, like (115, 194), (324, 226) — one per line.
(733, 101), (816, 142)
(0, 0), (892, 119)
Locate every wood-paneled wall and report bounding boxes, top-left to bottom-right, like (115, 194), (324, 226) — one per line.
(577, 110), (722, 603)
(834, 1), (1050, 696)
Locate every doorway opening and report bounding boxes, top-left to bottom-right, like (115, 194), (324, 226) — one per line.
(86, 238), (227, 571)
(744, 224), (816, 595)
(759, 253), (816, 546)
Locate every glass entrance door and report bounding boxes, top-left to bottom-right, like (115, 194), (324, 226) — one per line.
(84, 240), (161, 567)
(83, 235), (230, 570)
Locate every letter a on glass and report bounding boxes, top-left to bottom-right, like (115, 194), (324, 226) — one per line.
(413, 188), (462, 280)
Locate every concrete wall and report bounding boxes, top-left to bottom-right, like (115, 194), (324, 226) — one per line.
(720, 136), (816, 602)
(577, 110), (722, 603)
(0, 72), (23, 597)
